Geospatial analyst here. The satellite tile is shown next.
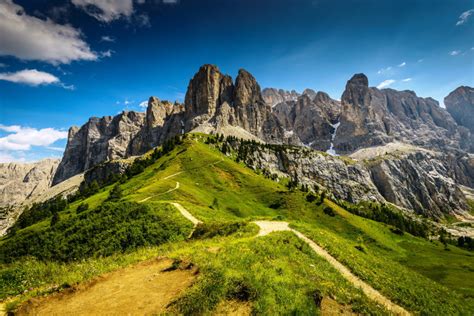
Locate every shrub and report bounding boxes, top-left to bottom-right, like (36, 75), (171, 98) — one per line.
(305, 193), (317, 203)
(76, 203), (89, 214)
(107, 184), (123, 201)
(323, 206), (335, 217)
(191, 222), (247, 240)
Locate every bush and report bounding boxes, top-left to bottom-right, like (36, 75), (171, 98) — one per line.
(76, 203), (89, 214)
(306, 193), (317, 203)
(191, 222), (247, 240)
(107, 184), (123, 201)
(323, 206), (335, 217)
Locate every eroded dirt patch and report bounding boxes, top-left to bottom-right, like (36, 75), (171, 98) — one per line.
(17, 258), (196, 316)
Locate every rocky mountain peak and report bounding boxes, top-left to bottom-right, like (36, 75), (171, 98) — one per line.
(234, 68), (265, 107)
(445, 86), (474, 132)
(184, 64), (232, 119)
(347, 73), (369, 87)
(262, 88), (300, 107)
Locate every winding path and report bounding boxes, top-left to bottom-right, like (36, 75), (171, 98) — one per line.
(138, 157), (410, 315)
(253, 221), (410, 315)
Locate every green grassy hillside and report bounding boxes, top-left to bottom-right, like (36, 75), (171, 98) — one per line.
(1, 134), (473, 314)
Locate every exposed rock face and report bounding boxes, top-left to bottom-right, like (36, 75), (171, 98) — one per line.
(445, 86), (474, 132)
(262, 88), (299, 107)
(0, 159), (59, 235)
(272, 92), (341, 151)
(239, 142), (471, 219)
(366, 152), (468, 219)
(244, 145), (384, 204)
(445, 86), (474, 152)
(53, 111), (146, 185)
(334, 74), (469, 154)
(0, 159), (59, 208)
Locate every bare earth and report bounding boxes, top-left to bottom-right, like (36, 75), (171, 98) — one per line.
(17, 258), (196, 316)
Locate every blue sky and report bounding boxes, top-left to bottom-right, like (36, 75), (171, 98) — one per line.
(0, 0), (473, 162)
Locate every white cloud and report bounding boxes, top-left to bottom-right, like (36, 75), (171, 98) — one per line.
(401, 78), (412, 82)
(100, 50), (114, 58)
(456, 9), (474, 26)
(139, 100), (148, 108)
(377, 66), (392, 75)
(0, 124), (67, 151)
(72, 0), (134, 22)
(100, 35), (115, 42)
(0, 0), (97, 65)
(0, 152), (21, 163)
(397, 62), (406, 67)
(46, 146), (65, 152)
(417, 59), (424, 63)
(377, 79), (396, 89)
(449, 50), (461, 56)
(0, 69), (59, 86)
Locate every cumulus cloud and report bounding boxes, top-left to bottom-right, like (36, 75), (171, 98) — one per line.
(72, 0), (134, 22)
(397, 62), (406, 67)
(449, 50), (461, 56)
(139, 100), (148, 108)
(456, 9), (474, 26)
(0, 69), (59, 86)
(401, 78), (412, 82)
(0, 124), (67, 151)
(377, 79), (395, 89)
(0, 69), (74, 89)
(0, 0), (97, 65)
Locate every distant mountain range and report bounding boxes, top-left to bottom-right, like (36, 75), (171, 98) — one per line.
(1, 64), (473, 229)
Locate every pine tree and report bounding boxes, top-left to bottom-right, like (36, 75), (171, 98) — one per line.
(51, 211), (60, 227)
(108, 184), (123, 201)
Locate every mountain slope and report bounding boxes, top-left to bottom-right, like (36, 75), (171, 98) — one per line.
(1, 134), (473, 314)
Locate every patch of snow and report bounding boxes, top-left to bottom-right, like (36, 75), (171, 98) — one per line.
(326, 121), (340, 156)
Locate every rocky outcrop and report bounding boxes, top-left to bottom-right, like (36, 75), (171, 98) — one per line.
(0, 159), (59, 208)
(0, 159), (60, 235)
(445, 86), (474, 152)
(366, 152), (468, 219)
(445, 86), (474, 132)
(53, 111), (146, 185)
(272, 92), (341, 151)
(236, 141), (471, 219)
(262, 88), (299, 107)
(334, 74), (469, 154)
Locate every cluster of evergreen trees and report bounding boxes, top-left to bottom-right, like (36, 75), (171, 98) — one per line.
(1, 202), (187, 262)
(8, 196), (68, 234)
(340, 201), (430, 238)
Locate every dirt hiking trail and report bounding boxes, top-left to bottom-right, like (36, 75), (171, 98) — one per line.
(17, 258), (195, 316)
(253, 221), (410, 316)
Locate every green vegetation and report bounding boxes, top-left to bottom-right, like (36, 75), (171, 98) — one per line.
(336, 200), (431, 238)
(0, 202), (192, 262)
(1, 133), (473, 314)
